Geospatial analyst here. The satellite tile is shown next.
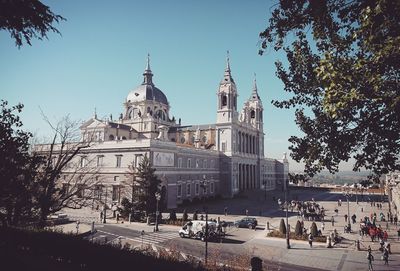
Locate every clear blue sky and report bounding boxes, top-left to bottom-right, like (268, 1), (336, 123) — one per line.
(0, 0), (352, 172)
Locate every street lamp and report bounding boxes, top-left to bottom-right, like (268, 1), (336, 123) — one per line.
(154, 192), (161, 232)
(103, 186), (108, 224)
(342, 188), (352, 232)
(284, 178), (290, 249)
(200, 175), (209, 265)
(263, 180), (267, 200)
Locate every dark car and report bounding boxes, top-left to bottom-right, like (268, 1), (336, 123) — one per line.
(234, 217), (258, 229)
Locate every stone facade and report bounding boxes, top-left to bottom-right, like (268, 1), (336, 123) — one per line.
(62, 54), (288, 209)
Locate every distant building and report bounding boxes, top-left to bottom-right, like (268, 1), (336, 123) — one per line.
(61, 54), (288, 209)
(386, 171), (400, 215)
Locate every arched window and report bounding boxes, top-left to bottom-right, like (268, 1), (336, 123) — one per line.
(222, 95), (227, 106)
(250, 110), (255, 119)
(180, 137), (185, 144)
(109, 134), (115, 141)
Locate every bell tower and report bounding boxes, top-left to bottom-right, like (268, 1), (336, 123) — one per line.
(216, 51), (238, 124)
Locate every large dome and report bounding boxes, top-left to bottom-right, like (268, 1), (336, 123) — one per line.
(126, 54), (168, 105)
(126, 84), (168, 105)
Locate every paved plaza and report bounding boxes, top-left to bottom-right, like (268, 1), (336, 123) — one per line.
(60, 188), (400, 270)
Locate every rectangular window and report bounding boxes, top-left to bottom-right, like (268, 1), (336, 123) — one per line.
(116, 155), (122, 168)
(177, 184), (182, 198)
(77, 184), (85, 198)
(204, 160), (207, 169)
(195, 183), (199, 195)
(97, 155), (103, 167)
(196, 159), (199, 168)
(94, 185), (102, 200)
(186, 183), (191, 196)
(210, 159), (214, 168)
(135, 154), (143, 167)
(187, 159), (191, 168)
(221, 142), (226, 152)
(210, 182), (214, 193)
(114, 176), (119, 182)
(80, 156), (87, 168)
(61, 183), (69, 196)
(112, 185), (120, 202)
(178, 158), (182, 168)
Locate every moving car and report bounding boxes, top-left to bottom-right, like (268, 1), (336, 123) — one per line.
(234, 217), (258, 229)
(179, 220), (218, 241)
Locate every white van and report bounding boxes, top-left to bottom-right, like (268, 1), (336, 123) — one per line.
(179, 220), (217, 241)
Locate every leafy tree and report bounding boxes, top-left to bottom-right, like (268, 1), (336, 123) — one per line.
(310, 222), (318, 237)
(0, 100), (39, 226)
(294, 220), (303, 236)
(279, 218), (286, 234)
(119, 197), (133, 219)
(0, 0), (65, 47)
(289, 173), (310, 184)
(134, 155), (161, 215)
(259, 0), (400, 178)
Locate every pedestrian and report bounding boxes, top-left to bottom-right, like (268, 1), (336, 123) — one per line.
(308, 233), (313, 248)
(331, 216), (335, 226)
(397, 228), (400, 241)
(76, 220), (80, 234)
(361, 207), (363, 213)
(224, 207), (228, 216)
(367, 250), (374, 271)
(394, 215), (398, 225)
(344, 214), (348, 223)
(100, 211), (103, 222)
(321, 221), (325, 231)
(383, 248), (389, 265)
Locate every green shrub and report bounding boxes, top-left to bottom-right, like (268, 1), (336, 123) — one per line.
(192, 211), (198, 220)
(310, 222), (318, 237)
(294, 220), (302, 236)
(279, 219), (286, 235)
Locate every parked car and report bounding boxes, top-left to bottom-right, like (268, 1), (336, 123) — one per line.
(234, 217), (258, 229)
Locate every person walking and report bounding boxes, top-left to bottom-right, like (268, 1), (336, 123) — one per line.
(344, 214), (348, 223)
(397, 228), (400, 241)
(321, 221), (325, 231)
(383, 247), (389, 265)
(367, 250), (374, 271)
(224, 207), (228, 216)
(331, 216), (335, 226)
(308, 233), (314, 248)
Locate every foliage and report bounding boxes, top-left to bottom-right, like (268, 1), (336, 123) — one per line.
(310, 222), (318, 237)
(134, 155), (162, 215)
(0, 227), (204, 271)
(119, 197), (133, 218)
(182, 209), (188, 221)
(267, 229), (326, 242)
(294, 220), (303, 236)
(0, 0), (65, 47)
(0, 100), (39, 226)
(279, 218), (286, 234)
(259, 0), (400, 178)
(289, 173), (310, 184)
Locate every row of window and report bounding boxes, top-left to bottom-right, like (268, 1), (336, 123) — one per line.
(176, 182), (215, 198)
(62, 183), (121, 202)
(80, 154), (144, 168)
(177, 158), (215, 169)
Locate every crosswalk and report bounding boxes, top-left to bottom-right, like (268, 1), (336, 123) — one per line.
(93, 230), (178, 246)
(126, 231), (178, 245)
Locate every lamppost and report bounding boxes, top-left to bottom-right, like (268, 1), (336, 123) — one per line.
(154, 192), (161, 232)
(103, 186), (108, 224)
(284, 178), (290, 249)
(263, 180), (267, 200)
(343, 188), (352, 231)
(200, 175), (208, 265)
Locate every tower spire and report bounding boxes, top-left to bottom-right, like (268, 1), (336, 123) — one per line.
(251, 73), (260, 99)
(142, 53), (153, 85)
(94, 107), (97, 119)
(225, 50), (231, 71)
(222, 50), (234, 83)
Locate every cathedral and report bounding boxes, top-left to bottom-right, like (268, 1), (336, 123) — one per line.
(76, 54), (289, 209)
